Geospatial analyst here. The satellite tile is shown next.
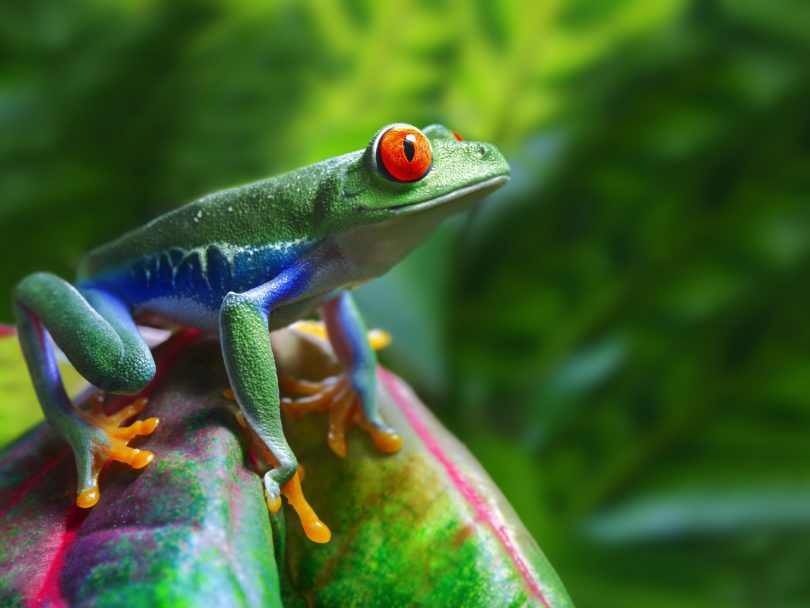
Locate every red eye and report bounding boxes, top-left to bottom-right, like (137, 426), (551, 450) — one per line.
(376, 126), (432, 182)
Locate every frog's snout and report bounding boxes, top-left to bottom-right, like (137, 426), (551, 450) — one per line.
(471, 141), (511, 178)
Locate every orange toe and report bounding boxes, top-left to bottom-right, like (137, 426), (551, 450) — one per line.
(266, 493), (283, 513)
(305, 519), (331, 544)
(370, 429), (403, 454)
(130, 450), (154, 469)
(77, 486), (100, 508)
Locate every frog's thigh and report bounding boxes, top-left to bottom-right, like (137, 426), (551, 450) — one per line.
(15, 273), (155, 395)
(78, 287), (156, 393)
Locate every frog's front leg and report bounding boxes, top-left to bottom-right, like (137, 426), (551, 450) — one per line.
(219, 263), (314, 511)
(14, 273), (157, 507)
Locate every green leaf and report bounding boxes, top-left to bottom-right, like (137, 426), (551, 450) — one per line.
(0, 329), (85, 448)
(0, 330), (572, 606)
(0, 333), (282, 607)
(275, 330), (572, 607)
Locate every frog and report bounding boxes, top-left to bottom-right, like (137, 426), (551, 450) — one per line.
(13, 123), (509, 541)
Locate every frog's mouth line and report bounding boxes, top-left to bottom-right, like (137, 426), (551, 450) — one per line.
(371, 175), (510, 215)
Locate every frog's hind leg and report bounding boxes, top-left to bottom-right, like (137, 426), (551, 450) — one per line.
(14, 273), (158, 507)
(282, 291), (403, 457)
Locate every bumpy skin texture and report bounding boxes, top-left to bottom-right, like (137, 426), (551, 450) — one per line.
(13, 123), (510, 509)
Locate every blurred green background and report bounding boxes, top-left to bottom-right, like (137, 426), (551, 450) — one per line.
(2, 1), (809, 606)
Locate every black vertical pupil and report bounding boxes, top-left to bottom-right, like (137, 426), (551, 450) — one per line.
(402, 137), (416, 162)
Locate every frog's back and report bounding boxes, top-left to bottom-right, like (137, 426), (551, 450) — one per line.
(74, 168), (340, 326)
(74, 153), (363, 328)
(78, 177), (312, 282)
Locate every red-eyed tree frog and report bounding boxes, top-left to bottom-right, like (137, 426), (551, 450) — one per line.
(13, 123), (510, 540)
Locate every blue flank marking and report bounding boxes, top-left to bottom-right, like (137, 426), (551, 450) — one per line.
(82, 240), (317, 312)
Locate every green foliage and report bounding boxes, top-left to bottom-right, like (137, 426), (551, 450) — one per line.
(444, 3), (810, 607)
(0, 334), (571, 607)
(0, 337), (84, 447)
(1, 0), (808, 606)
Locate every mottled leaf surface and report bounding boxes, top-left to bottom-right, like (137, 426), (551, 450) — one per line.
(276, 330), (572, 608)
(0, 330), (571, 607)
(0, 333), (281, 607)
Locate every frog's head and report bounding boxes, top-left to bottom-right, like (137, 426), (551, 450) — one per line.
(327, 123), (510, 279)
(350, 123), (510, 219)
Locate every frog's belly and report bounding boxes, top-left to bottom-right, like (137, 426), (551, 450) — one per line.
(135, 291), (334, 334)
(135, 297), (222, 333)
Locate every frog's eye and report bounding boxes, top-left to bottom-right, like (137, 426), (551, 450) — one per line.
(375, 126), (432, 183)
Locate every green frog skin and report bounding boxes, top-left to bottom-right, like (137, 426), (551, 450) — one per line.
(13, 123), (510, 538)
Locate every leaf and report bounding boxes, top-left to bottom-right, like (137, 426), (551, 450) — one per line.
(0, 329), (572, 607)
(273, 330), (573, 607)
(0, 332), (282, 607)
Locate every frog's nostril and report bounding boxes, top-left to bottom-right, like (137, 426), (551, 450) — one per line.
(476, 145), (487, 159)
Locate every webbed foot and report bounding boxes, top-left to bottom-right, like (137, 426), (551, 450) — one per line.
(75, 395), (159, 508)
(224, 389), (332, 544)
(279, 374), (402, 457)
(279, 321), (402, 458)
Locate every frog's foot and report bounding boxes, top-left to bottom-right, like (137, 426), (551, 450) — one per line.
(223, 390), (331, 544)
(280, 321), (402, 458)
(279, 374), (402, 458)
(75, 395), (160, 508)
